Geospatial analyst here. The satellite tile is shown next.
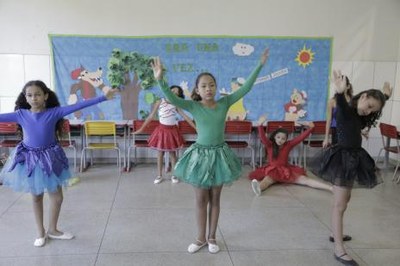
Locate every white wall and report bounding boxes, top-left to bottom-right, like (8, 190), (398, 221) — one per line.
(0, 0), (399, 60)
(0, 0), (399, 159)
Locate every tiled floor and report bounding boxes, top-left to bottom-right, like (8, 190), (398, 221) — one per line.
(0, 163), (399, 266)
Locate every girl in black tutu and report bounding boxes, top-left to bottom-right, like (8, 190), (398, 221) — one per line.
(311, 70), (390, 266)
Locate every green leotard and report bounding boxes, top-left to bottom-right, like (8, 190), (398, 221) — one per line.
(158, 62), (264, 188)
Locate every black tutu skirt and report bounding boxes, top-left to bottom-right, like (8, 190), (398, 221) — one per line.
(308, 145), (382, 188)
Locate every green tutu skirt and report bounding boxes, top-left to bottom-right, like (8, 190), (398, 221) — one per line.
(174, 142), (242, 188)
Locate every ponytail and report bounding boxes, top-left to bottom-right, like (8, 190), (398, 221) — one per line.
(191, 89), (202, 101)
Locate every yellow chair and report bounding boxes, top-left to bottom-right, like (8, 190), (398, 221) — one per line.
(80, 121), (121, 172)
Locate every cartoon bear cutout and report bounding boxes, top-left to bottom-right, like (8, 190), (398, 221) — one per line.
(284, 88), (307, 121)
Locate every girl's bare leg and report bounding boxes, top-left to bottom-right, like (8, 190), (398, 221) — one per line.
(294, 175), (333, 192)
(169, 151), (177, 170)
(32, 193), (45, 238)
(332, 185), (354, 261)
(47, 187), (63, 235)
(157, 151), (165, 177)
(194, 187), (209, 243)
(259, 176), (276, 191)
(208, 185), (223, 242)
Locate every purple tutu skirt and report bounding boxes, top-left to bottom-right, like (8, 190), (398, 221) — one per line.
(0, 142), (71, 195)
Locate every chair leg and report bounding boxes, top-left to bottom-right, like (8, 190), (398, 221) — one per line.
(375, 148), (383, 165)
(80, 149), (86, 173)
(392, 159), (400, 182)
(72, 147), (77, 174)
(251, 147), (255, 170)
(134, 147), (137, 165)
(90, 150), (93, 166)
(127, 147), (132, 172)
(116, 149), (121, 172)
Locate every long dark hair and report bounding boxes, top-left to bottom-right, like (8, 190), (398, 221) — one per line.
(170, 85), (185, 99)
(15, 80), (64, 139)
(191, 72), (217, 101)
(350, 89), (386, 128)
(269, 128), (289, 159)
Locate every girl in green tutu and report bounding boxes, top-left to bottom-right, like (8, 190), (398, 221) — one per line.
(151, 48), (269, 254)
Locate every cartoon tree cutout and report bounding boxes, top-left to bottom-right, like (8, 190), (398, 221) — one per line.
(107, 49), (161, 119)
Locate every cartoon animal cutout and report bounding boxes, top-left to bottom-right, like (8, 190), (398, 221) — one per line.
(69, 66), (111, 120)
(284, 88), (307, 121)
(220, 77), (248, 120)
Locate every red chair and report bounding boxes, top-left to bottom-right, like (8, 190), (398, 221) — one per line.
(376, 122), (400, 183)
(0, 122), (20, 169)
(58, 120), (78, 173)
(302, 121), (327, 168)
(0, 122), (21, 149)
(178, 120), (197, 148)
(127, 120), (159, 171)
(259, 121), (295, 166)
(225, 120), (255, 169)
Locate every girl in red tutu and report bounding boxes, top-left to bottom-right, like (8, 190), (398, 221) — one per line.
(133, 85), (195, 184)
(250, 116), (332, 196)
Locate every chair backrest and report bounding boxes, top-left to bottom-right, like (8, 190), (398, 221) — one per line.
(266, 121), (295, 134)
(225, 120), (253, 144)
(0, 122), (19, 134)
(60, 119), (71, 133)
(303, 121), (327, 147)
(132, 120), (160, 134)
(0, 122), (20, 147)
(379, 122), (399, 139)
(225, 120), (252, 135)
(58, 120), (73, 145)
(84, 121), (116, 141)
(310, 121), (327, 135)
(178, 120), (196, 134)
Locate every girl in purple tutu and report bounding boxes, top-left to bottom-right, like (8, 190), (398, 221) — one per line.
(0, 80), (116, 247)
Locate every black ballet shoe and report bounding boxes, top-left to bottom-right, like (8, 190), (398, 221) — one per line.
(329, 235), (352, 242)
(334, 253), (359, 266)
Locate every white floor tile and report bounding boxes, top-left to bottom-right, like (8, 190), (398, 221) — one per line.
(0, 163), (399, 265)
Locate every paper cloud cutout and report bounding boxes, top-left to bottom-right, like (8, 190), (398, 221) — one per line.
(232, 43), (254, 56)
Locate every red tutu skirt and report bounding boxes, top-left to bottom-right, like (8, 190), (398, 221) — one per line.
(249, 163), (306, 183)
(148, 124), (184, 151)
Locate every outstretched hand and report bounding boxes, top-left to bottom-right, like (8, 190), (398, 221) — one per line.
(260, 48), (269, 65)
(332, 70), (347, 94)
(105, 88), (118, 100)
(151, 57), (164, 81)
(382, 81), (392, 99)
(257, 115), (267, 126)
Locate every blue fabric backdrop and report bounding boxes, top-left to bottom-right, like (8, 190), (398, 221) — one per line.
(50, 35), (332, 122)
